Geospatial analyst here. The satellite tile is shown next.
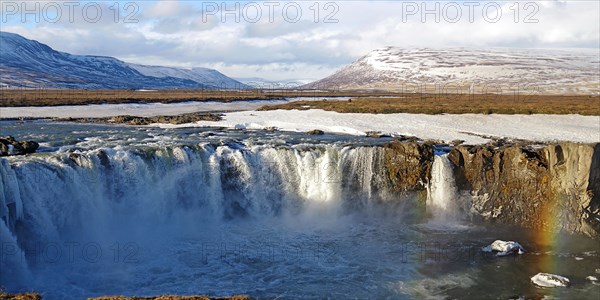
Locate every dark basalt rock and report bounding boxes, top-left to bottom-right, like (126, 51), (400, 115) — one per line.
(305, 129), (324, 135)
(0, 136), (39, 156)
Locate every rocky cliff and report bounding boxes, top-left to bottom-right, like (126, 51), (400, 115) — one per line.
(1, 136), (597, 237)
(384, 141), (434, 192)
(446, 142), (600, 237)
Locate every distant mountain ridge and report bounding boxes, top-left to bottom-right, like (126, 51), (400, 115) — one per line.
(235, 77), (312, 88)
(0, 32), (247, 89)
(127, 64), (245, 89)
(305, 47), (599, 94)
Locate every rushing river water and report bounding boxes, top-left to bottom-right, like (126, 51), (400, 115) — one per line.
(1, 120), (599, 299)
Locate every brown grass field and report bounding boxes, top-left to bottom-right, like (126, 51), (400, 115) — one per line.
(259, 94), (600, 115)
(0, 89), (598, 115)
(0, 89), (387, 107)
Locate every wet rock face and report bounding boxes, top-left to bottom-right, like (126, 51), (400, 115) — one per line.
(384, 141), (433, 192)
(0, 136), (39, 156)
(448, 142), (600, 237)
(582, 144), (600, 234)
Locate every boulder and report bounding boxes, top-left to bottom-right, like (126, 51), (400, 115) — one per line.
(305, 129), (324, 135)
(481, 240), (525, 256)
(0, 136), (39, 156)
(18, 141), (40, 154)
(366, 131), (391, 138)
(531, 273), (570, 288)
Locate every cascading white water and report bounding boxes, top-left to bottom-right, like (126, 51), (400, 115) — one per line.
(0, 159), (23, 229)
(0, 144), (399, 290)
(427, 154), (460, 222)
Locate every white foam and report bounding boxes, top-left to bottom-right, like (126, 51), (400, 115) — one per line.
(395, 272), (476, 299)
(427, 154), (460, 221)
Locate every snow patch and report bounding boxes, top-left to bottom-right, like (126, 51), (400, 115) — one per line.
(184, 110), (600, 145)
(3, 104), (598, 145)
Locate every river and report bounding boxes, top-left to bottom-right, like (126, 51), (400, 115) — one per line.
(1, 120), (599, 299)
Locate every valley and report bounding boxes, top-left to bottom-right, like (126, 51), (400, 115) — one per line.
(1, 25), (599, 300)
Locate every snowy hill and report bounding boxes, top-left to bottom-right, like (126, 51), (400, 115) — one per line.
(305, 47), (599, 94)
(0, 32), (246, 89)
(128, 64), (248, 89)
(235, 77), (311, 88)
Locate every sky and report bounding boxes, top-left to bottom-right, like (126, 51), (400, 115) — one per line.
(1, 0), (599, 81)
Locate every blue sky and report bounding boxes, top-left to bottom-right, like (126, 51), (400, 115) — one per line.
(1, 0), (598, 81)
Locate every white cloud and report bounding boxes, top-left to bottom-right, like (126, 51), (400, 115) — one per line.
(1, 1), (598, 81)
(148, 0), (182, 17)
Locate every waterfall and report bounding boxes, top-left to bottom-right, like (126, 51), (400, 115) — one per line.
(0, 145), (395, 222)
(0, 159), (23, 230)
(0, 141), (482, 293)
(0, 143), (402, 287)
(0, 217), (30, 289)
(427, 154), (460, 222)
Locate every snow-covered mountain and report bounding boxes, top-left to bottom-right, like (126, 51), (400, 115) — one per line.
(235, 77), (312, 88)
(128, 64), (247, 89)
(0, 32), (247, 89)
(305, 47), (599, 94)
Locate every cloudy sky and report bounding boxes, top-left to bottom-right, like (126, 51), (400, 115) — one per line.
(1, 0), (598, 81)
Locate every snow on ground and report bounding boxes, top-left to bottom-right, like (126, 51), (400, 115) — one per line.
(163, 109), (599, 145)
(0, 98), (349, 119)
(2, 103), (598, 145)
(0, 100), (290, 118)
